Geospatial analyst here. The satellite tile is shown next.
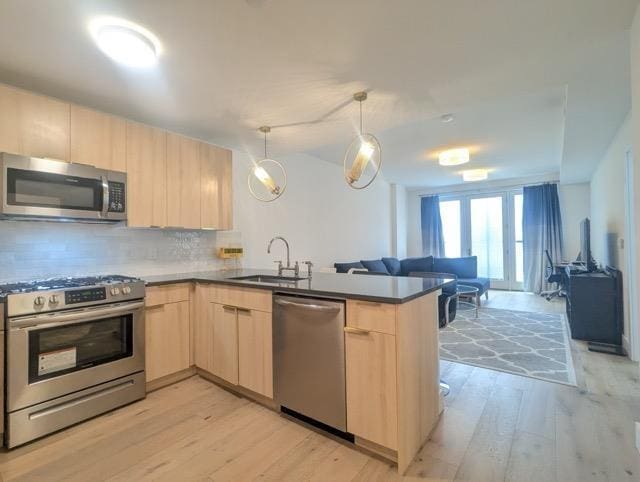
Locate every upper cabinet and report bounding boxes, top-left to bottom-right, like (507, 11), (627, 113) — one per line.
(167, 133), (202, 229)
(70, 105), (126, 171)
(0, 83), (233, 231)
(126, 122), (167, 228)
(200, 143), (233, 230)
(0, 83), (69, 160)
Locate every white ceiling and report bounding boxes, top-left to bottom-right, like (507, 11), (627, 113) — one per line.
(0, 0), (636, 188)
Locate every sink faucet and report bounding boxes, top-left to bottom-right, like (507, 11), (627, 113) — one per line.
(267, 236), (299, 276)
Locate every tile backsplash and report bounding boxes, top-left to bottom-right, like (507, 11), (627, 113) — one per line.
(0, 221), (242, 282)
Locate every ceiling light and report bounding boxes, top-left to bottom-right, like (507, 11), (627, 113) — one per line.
(439, 148), (470, 166)
(440, 113), (454, 123)
(462, 169), (489, 182)
(248, 126), (287, 202)
(343, 92), (382, 190)
(90, 18), (160, 68)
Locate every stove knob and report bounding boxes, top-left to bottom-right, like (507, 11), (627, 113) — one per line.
(34, 296), (46, 307)
(122, 286), (132, 295)
(110, 287), (121, 296)
(49, 294), (59, 304)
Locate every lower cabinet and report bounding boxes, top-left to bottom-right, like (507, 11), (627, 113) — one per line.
(238, 308), (273, 398)
(145, 300), (190, 382)
(345, 329), (398, 449)
(194, 284), (273, 399)
(212, 304), (239, 384)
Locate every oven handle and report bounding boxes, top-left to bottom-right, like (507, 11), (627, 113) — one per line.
(101, 175), (109, 218)
(9, 301), (144, 330)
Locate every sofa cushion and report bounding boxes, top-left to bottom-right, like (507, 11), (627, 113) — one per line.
(334, 261), (365, 273)
(433, 256), (478, 279)
(381, 257), (401, 276)
(360, 259), (390, 274)
(457, 278), (490, 295)
(400, 256), (434, 276)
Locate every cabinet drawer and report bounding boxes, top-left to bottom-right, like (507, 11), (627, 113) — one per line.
(346, 299), (396, 335)
(208, 285), (272, 312)
(145, 283), (191, 307)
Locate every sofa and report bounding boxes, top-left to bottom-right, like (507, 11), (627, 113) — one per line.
(335, 255), (490, 297)
(334, 255), (491, 326)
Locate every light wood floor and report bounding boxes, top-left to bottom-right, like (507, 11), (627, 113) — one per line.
(0, 291), (638, 482)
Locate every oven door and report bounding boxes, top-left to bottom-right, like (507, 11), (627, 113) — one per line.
(7, 301), (145, 412)
(1, 154), (109, 220)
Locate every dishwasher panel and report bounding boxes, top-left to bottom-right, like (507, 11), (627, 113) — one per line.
(273, 295), (346, 431)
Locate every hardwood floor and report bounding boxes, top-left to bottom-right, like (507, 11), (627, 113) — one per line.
(0, 291), (638, 481)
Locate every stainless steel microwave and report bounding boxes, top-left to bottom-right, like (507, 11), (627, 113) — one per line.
(0, 153), (126, 222)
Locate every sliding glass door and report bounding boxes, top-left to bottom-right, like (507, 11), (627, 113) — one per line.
(439, 190), (523, 290)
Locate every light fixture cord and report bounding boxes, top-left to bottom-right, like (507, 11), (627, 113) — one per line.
(359, 100), (363, 135)
(264, 130), (267, 158)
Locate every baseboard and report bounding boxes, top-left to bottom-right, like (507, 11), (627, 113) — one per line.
(145, 367), (196, 393)
(195, 368), (279, 410)
(355, 436), (398, 463)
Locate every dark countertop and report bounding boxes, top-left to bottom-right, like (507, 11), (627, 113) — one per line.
(142, 269), (454, 304)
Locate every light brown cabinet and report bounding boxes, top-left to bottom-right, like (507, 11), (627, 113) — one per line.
(145, 300), (190, 382)
(238, 308), (273, 398)
(0, 83), (233, 231)
(145, 284), (192, 384)
(194, 284), (273, 398)
(200, 142), (233, 230)
(166, 133), (201, 229)
(345, 329), (398, 449)
(0, 83), (69, 160)
(211, 303), (239, 384)
(70, 105), (126, 171)
(126, 122), (167, 227)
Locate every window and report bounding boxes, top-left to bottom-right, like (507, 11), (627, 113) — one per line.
(439, 200), (461, 258)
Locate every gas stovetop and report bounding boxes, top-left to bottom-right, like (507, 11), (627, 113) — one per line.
(1, 275), (146, 318)
(0, 275), (140, 296)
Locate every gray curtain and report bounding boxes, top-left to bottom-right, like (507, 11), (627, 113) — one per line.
(523, 183), (564, 293)
(421, 195), (445, 257)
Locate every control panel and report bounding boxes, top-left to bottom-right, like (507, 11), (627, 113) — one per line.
(108, 181), (126, 213)
(65, 287), (107, 305)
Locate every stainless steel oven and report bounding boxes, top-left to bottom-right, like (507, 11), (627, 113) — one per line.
(0, 152), (126, 222)
(3, 276), (145, 448)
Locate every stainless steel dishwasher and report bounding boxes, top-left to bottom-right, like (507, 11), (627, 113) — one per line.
(273, 295), (346, 432)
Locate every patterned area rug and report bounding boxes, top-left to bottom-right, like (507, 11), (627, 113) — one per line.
(440, 307), (577, 385)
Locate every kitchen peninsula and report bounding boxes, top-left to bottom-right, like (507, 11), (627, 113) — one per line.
(142, 269), (453, 473)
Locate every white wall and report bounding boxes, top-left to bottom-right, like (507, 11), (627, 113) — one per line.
(390, 184), (408, 258)
(232, 150), (392, 269)
(559, 182), (591, 261)
(589, 114), (632, 350)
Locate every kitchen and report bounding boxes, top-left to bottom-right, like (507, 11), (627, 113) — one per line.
(0, 4), (449, 478)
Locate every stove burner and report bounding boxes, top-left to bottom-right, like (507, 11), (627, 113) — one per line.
(0, 275), (140, 296)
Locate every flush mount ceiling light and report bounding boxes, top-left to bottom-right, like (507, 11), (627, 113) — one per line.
(343, 92), (382, 190)
(89, 17), (160, 68)
(439, 148), (470, 166)
(248, 126), (287, 202)
(462, 169), (489, 182)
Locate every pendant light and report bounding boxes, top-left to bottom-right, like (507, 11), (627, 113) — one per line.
(248, 126), (287, 202)
(343, 92), (382, 189)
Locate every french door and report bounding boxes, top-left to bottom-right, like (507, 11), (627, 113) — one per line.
(438, 190), (523, 290)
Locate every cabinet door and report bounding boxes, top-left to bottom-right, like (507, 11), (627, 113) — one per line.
(212, 303), (239, 384)
(166, 133), (201, 229)
(70, 105), (126, 171)
(126, 122), (167, 227)
(0, 84), (69, 160)
(238, 309), (273, 398)
(145, 301), (190, 382)
(345, 330), (398, 449)
(200, 143), (233, 230)
(194, 285), (215, 373)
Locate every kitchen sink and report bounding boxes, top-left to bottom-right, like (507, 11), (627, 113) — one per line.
(229, 275), (307, 283)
